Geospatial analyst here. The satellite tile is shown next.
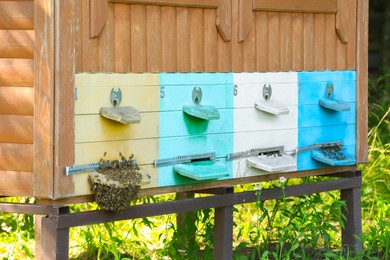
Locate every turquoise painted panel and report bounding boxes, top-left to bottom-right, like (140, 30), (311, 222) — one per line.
(299, 80), (356, 104)
(158, 135), (233, 186)
(160, 73), (234, 111)
(160, 109), (233, 137)
(159, 73), (234, 186)
(298, 103), (356, 127)
(298, 124), (356, 170)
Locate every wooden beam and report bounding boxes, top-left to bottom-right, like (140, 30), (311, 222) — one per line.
(0, 171), (33, 197)
(216, 0), (232, 41)
(34, 0), (55, 198)
(356, 0), (368, 163)
(238, 0), (252, 42)
(253, 0), (338, 13)
(0, 1), (34, 30)
(90, 0), (109, 38)
(109, 0), (219, 8)
(336, 0), (348, 44)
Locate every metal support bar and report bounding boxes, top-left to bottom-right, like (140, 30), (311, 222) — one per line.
(214, 187), (234, 259)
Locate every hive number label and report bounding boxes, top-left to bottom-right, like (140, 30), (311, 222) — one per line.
(160, 86), (165, 99)
(234, 85), (238, 96)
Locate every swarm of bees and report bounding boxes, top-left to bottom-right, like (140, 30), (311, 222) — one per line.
(88, 153), (142, 212)
(320, 144), (346, 160)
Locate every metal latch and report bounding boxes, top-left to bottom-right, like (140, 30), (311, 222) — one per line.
(154, 152), (216, 167)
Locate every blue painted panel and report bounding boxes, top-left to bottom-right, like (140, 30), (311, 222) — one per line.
(160, 73), (234, 111)
(158, 134), (233, 186)
(159, 73), (234, 186)
(298, 71), (356, 83)
(297, 124), (356, 170)
(299, 80), (356, 104)
(298, 103), (356, 127)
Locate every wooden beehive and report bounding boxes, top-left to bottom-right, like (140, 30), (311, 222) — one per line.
(0, 0), (368, 201)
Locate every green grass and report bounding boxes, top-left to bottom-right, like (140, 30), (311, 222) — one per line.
(0, 74), (389, 259)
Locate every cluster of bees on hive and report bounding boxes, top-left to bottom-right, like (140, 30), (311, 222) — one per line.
(88, 153), (142, 212)
(320, 144), (346, 160)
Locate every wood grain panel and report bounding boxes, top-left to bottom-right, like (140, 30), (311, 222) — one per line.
(254, 0), (338, 13)
(34, 0), (55, 198)
(53, 0), (77, 198)
(347, 0), (357, 70)
(0, 87), (34, 115)
(217, 28), (231, 72)
(0, 171), (33, 197)
(110, 0), (218, 8)
(238, 0), (252, 43)
(0, 59), (33, 86)
(291, 13), (304, 71)
(147, 5), (162, 72)
(303, 13), (315, 70)
(231, 0), (243, 72)
(90, 0), (109, 38)
(99, 3), (115, 72)
(280, 13), (292, 71)
(81, 0), (99, 72)
(0, 1), (34, 30)
(131, 5), (147, 72)
(75, 0), (82, 72)
(190, 8), (204, 71)
(356, 0), (368, 163)
(114, 4), (131, 72)
(0, 115), (33, 144)
(243, 12), (256, 72)
(204, 9), (218, 72)
(161, 6), (177, 71)
(256, 12), (268, 72)
(0, 30), (34, 58)
(176, 7), (190, 72)
(314, 14), (326, 70)
(0, 144), (33, 172)
(325, 14), (337, 70)
(268, 12), (280, 71)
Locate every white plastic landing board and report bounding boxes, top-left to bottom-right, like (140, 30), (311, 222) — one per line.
(254, 100), (290, 115)
(247, 153), (296, 173)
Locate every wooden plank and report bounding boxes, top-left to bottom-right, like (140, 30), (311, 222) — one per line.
(268, 12), (280, 71)
(347, 0), (357, 70)
(161, 7), (177, 72)
(0, 115), (33, 144)
(114, 4), (131, 72)
(190, 8), (204, 71)
(303, 13), (315, 70)
(243, 12), (256, 72)
(0, 1), (34, 30)
(0, 143), (33, 172)
(176, 7), (191, 72)
(0, 171), (33, 197)
(253, 0), (338, 13)
(356, 0), (368, 163)
(75, 0), (82, 72)
(291, 13), (304, 71)
(336, 0), (348, 44)
(34, 0), (55, 198)
(53, 0), (76, 198)
(314, 14), (326, 70)
(204, 9), (218, 72)
(99, 3), (115, 72)
(109, 0), (219, 8)
(81, 0), (99, 72)
(325, 14), (337, 70)
(256, 12), (268, 72)
(238, 0), (252, 43)
(336, 35), (347, 70)
(0, 87), (34, 115)
(90, 0), (108, 38)
(216, 0), (232, 42)
(0, 59), (33, 86)
(217, 27), (231, 72)
(131, 5), (147, 72)
(0, 30), (34, 59)
(146, 5), (162, 72)
(232, 0), (243, 72)
(280, 13), (292, 71)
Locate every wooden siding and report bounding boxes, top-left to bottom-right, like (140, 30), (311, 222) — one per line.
(75, 0), (357, 73)
(0, 0), (34, 197)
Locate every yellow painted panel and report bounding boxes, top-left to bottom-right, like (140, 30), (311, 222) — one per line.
(75, 113), (159, 143)
(75, 73), (160, 87)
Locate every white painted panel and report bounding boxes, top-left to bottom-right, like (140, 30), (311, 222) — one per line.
(234, 107), (298, 132)
(233, 72), (298, 84)
(233, 129), (298, 177)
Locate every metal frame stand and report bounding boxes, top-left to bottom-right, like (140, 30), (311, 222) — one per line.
(0, 171), (362, 259)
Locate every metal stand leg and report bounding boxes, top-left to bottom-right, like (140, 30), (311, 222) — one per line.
(214, 188), (233, 260)
(40, 206), (70, 260)
(341, 172), (362, 254)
